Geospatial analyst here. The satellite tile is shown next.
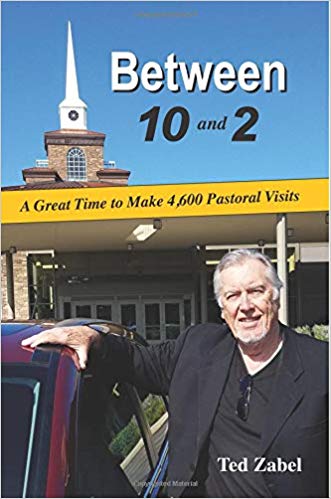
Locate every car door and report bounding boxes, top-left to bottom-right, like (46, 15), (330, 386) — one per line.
(70, 369), (168, 497)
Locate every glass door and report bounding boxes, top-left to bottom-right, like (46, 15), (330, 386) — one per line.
(95, 303), (112, 321)
(68, 295), (193, 342)
(144, 302), (161, 341)
(73, 301), (92, 318)
(71, 301), (113, 320)
(164, 302), (181, 340)
(119, 302), (138, 331)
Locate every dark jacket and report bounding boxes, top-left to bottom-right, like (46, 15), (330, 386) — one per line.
(100, 323), (328, 498)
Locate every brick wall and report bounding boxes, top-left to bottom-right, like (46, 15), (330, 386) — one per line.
(1, 254), (14, 320)
(13, 251), (30, 320)
(47, 144), (104, 180)
(1, 252), (29, 320)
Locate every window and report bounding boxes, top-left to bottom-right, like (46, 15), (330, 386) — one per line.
(165, 303), (180, 339)
(67, 148), (87, 181)
(77, 378), (157, 497)
(63, 302), (71, 319)
(145, 304), (161, 341)
(1, 378), (41, 498)
(107, 385), (168, 495)
(27, 253), (56, 320)
(67, 297), (193, 341)
(108, 400), (150, 494)
(184, 299), (192, 328)
(139, 393), (168, 456)
(75, 304), (91, 317)
(96, 304), (112, 321)
(120, 304), (136, 330)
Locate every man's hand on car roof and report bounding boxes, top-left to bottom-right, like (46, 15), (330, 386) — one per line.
(21, 326), (101, 370)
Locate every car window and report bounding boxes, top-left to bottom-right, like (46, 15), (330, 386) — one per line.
(2, 345), (82, 499)
(71, 334), (169, 498)
(1, 378), (41, 498)
(139, 393), (168, 458)
(75, 374), (156, 497)
(107, 383), (153, 495)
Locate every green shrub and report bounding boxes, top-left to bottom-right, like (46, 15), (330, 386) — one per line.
(142, 394), (166, 427)
(109, 418), (140, 458)
(295, 324), (329, 342)
(109, 395), (166, 459)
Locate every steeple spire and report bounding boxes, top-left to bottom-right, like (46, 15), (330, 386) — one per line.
(65, 21), (80, 101)
(59, 21), (87, 129)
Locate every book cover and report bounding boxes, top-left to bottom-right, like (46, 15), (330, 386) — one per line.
(1, 1), (329, 498)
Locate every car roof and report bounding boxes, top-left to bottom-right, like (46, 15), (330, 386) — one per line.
(1, 322), (55, 363)
(1, 319), (147, 364)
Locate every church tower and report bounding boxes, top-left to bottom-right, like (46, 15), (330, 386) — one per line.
(59, 21), (87, 130)
(21, 21), (130, 186)
(44, 22), (106, 181)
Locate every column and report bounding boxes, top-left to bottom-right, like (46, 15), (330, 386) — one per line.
(276, 214), (288, 324)
(52, 253), (58, 319)
(13, 251), (30, 320)
(6, 252), (15, 318)
(199, 246), (208, 323)
(1, 252), (15, 319)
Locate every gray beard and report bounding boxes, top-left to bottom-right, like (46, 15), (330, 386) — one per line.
(235, 327), (269, 345)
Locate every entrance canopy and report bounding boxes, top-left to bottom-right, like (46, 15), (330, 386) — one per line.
(2, 178), (328, 252)
(1, 211), (328, 253)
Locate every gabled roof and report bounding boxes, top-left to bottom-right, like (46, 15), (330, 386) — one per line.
(45, 129), (105, 137)
(2, 181), (127, 191)
(22, 168), (59, 173)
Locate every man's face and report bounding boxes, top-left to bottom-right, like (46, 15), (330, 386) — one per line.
(219, 259), (279, 345)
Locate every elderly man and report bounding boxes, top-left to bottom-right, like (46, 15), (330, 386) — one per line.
(22, 249), (328, 498)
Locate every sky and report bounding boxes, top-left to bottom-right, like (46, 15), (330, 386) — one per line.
(1, 1), (329, 187)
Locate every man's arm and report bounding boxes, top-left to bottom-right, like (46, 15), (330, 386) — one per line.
(21, 324), (192, 395)
(21, 325), (101, 370)
(97, 331), (189, 395)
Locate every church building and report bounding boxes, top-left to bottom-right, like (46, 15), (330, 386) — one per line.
(2, 23), (328, 340)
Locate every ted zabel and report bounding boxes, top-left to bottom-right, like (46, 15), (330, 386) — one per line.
(218, 457), (302, 473)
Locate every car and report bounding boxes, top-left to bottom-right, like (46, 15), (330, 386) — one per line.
(1, 319), (169, 498)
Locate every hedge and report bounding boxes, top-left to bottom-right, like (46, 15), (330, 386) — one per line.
(109, 395), (166, 459)
(295, 324), (329, 342)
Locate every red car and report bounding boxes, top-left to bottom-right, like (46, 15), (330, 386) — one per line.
(1, 319), (169, 498)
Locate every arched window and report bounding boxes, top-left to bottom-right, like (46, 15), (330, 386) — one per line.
(67, 148), (87, 181)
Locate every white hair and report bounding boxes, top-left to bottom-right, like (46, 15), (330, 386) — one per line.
(213, 249), (283, 307)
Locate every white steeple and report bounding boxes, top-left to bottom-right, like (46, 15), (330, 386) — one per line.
(59, 21), (87, 129)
